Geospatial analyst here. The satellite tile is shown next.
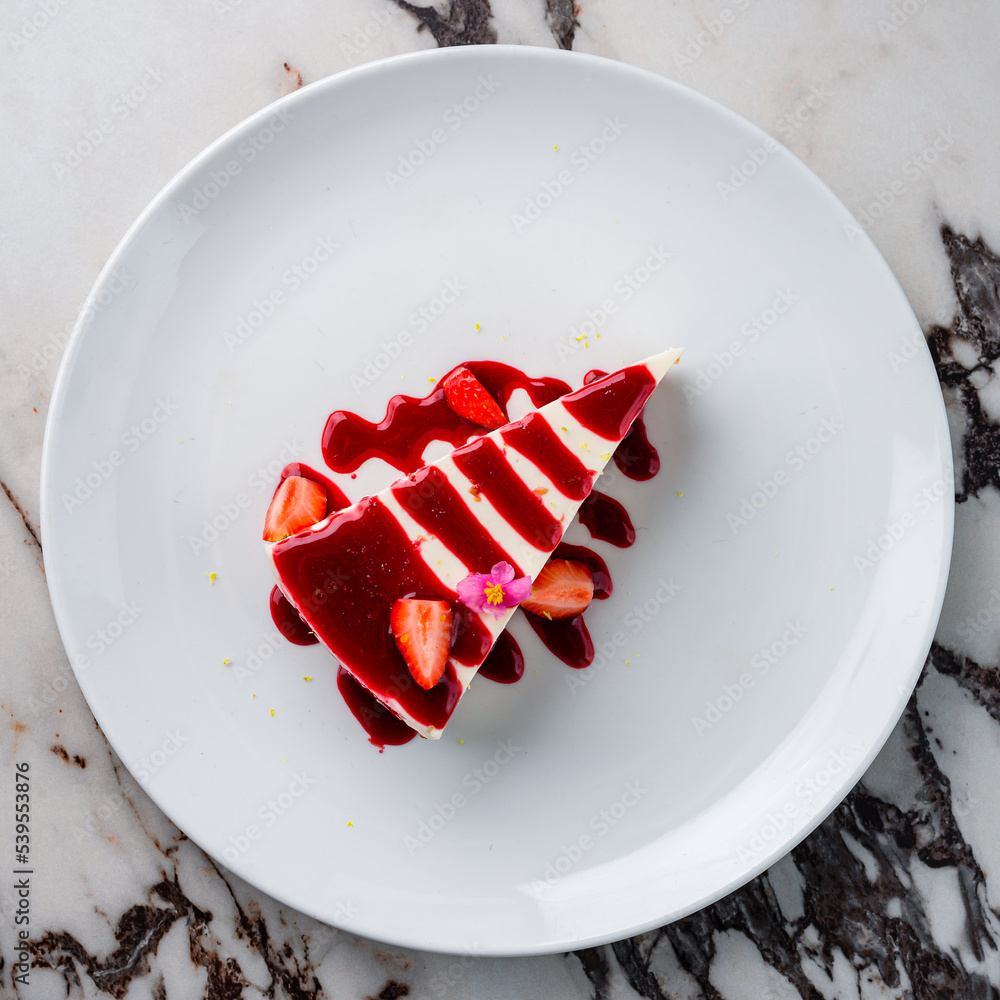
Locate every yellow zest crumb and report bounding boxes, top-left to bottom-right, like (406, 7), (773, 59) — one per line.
(534, 487), (548, 495)
(678, 492), (683, 498)
(223, 658), (231, 665)
(575, 335), (586, 342)
(830, 587), (835, 591)
(584, 342), (589, 348)
(427, 377), (436, 383)
(596, 332), (600, 338)
(270, 708), (275, 717)
(459, 739), (464, 745)
(207, 572), (217, 584)
(252, 693), (256, 698)
(347, 821), (354, 827)
(543, 611), (553, 621)
(501, 334), (507, 340)
(626, 660), (631, 665)
(303, 676), (313, 681)
(600, 452), (611, 461)
(475, 323), (480, 331)
(553, 144), (558, 150)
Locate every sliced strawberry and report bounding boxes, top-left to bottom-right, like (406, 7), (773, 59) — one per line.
(521, 559), (594, 619)
(263, 476), (327, 542)
(390, 598), (453, 689)
(442, 366), (507, 429)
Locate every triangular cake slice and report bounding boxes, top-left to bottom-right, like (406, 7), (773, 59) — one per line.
(267, 349), (682, 738)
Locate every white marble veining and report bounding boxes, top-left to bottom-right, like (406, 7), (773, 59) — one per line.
(4, 1), (1000, 997)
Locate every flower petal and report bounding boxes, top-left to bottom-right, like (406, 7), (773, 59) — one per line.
(503, 575), (532, 605)
(457, 573), (490, 611)
(491, 561), (516, 585)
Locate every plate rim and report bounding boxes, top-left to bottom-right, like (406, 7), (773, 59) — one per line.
(40, 42), (955, 955)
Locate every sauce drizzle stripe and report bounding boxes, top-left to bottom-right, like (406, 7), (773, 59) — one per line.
(391, 466), (523, 575)
(451, 436), (562, 551)
(501, 412), (595, 501)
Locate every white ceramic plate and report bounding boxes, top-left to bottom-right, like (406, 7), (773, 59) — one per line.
(42, 46), (952, 955)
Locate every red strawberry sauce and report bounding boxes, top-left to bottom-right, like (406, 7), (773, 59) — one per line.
(270, 362), (660, 748)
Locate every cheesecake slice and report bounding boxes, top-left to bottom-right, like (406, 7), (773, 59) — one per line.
(267, 348), (682, 738)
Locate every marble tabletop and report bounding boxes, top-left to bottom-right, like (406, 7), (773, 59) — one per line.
(4, 0), (1000, 997)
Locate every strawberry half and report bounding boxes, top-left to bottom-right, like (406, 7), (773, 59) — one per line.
(442, 366), (507, 429)
(263, 476), (328, 542)
(390, 598), (453, 689)
(521, 559), (594, 619)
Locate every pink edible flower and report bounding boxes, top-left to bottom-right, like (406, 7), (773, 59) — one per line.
(457, 561), (532, 620)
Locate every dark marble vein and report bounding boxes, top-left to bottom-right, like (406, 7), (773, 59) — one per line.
(0, 476), (41, 550)
(29, 875), (206, 998)
(929, 641), (1000, 727)
(927, 225), (1000, 501)
(209, 858), (328, 999)
(364, 980), (410, 999)
(573, 944), (613, 1000)
(393, 0), (497, 46)
(545, 0), (579, 49)
(50, 742), (86, 768)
